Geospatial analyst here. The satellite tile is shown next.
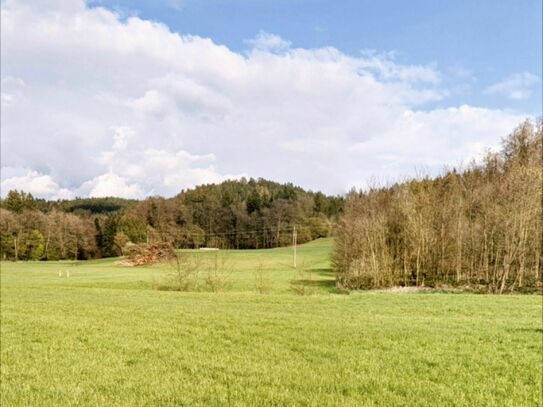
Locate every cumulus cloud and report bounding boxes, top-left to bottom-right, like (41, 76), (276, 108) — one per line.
(0, 169), (74, 199)
(0, 0), (530, 198)
(348, 105), (525, 187)
(112, 126), (134, 150)
(78, 172), (142, 199)
(484, 72), (539, 100)
(245, 31), (292, 51)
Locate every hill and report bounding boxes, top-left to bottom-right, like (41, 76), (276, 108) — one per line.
(0, 178), (344, 260)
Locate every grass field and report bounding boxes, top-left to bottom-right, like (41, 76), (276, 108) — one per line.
(1, 238), (542, 406)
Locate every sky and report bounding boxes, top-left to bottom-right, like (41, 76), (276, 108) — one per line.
(1, 0), (541, 199)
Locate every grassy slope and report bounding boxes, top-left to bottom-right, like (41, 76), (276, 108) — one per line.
(1, 238), (542, 406)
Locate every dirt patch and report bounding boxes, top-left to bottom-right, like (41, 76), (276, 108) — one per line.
(114, 260), (135, 267)
(374, 286), (434, 293)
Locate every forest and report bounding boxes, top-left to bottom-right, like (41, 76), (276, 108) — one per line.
(334, 120), (542, 293)
(0, 179), (344, 260)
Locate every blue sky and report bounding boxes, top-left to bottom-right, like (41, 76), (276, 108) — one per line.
(1, 0), (541, 198)
(93, 0), (542, 114)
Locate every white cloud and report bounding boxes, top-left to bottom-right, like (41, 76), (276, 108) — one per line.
(0, 169), (74, 199)
(349, 105), (524, 187)
(93, 132), (245, 196)
(1, 76), (25, 107)
(245, 31), (291, 51)
(484, 72), (539, 100)
(78, 172), (142, 199)
(358, 49), (441, 85)
(0, 0), (531, 198)
(112, 126), (134, 150)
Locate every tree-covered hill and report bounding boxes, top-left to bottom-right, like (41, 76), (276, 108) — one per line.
(0, 178), (344, 260)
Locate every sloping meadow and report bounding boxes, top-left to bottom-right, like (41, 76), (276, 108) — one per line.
(1, 238), (541, 406)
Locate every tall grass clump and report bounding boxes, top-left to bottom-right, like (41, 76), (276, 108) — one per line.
(162, 250), (233, 292)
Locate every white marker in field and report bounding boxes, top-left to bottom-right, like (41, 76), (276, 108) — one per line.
(59, 271), (62, 277)
(67, 270), (70, 278)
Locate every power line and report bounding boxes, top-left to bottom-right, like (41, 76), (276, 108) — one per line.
(172, 223), (331, 238)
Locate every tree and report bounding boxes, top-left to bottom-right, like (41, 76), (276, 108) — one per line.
(0, 208), (20, 260)
(24, 230), (45, 260)
(114, 231), (130, 255)
(4, 190), (36, 213)
(101, 214), (120, 257)
(246, 189), (262, 214)
(119, 215), (147, 244)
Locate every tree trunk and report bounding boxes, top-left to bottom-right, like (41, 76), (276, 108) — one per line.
(499, 255), (511, 294)
(14, 236), (18, 261)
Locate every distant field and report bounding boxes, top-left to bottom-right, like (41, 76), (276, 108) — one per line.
(1, 239), (542, 406)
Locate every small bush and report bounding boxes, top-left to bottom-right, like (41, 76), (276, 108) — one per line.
(253, 261), (272, 294)
(165, 251), (203, 291)
(161, 250), (233, 292)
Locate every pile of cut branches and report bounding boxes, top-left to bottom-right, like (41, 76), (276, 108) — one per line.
(125, 242), (175, 266)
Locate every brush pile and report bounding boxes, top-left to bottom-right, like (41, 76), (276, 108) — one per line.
(125, 242), (175, 266)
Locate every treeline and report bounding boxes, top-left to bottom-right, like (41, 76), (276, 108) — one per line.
(0, 179), (344, 260)
(334, 120), (542, 293)
(1, 192), (138, 215)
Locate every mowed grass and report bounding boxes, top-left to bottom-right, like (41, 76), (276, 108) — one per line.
(1, 239), (542, 406)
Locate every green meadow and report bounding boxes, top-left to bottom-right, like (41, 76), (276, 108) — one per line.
(1, 238), (541, 406)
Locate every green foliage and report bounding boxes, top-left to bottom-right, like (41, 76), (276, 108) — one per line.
(3, 190), (36, 213)
(0, 209), (18, 259)
(119, 215), (147, 244)
(100, 214), (120, 257)
(246, 189), (262, 214)
(23, 229), (45, 260)
(58, 197), (138, 214)
(304, 215), (332, 239)
(166, 178), (341, 249)
(0, 234), (15, 260)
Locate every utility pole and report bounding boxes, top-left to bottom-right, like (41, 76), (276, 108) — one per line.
(293, 225), (297, 268)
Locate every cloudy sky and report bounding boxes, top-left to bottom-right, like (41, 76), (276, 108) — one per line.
(1, 0), (541, 199)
